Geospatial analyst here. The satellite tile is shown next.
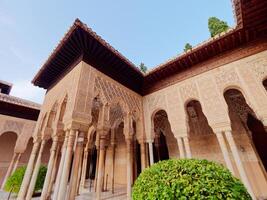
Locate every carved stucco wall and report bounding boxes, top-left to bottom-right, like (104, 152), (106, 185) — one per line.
(0, 114), (36, 153)
(143, 50), (267, 139)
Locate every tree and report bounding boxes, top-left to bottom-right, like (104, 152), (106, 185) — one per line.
(139, 62), (147, 73)
(184, 43), (192, 52)
(132, 159), (251, 200)
(208, 17), (229, 37)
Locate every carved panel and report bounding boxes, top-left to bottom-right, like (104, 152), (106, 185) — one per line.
(215, 68), (240, 92)
(1, 120), (24, 134)
(179, 81), (199, 102)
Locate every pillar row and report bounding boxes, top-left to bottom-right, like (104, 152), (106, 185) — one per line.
(17, 141), (40, 200)
(1, 152), (18, 189)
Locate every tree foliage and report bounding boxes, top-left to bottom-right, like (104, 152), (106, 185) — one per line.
(4, 165), (47, 194)
(208, 17), (229, 37)
(132, 159), (251, 200)
(184, 43), (192, 52)
(139, 62), (147, 73)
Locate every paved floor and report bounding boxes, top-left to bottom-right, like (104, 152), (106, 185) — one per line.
(76, 181), (127, 200)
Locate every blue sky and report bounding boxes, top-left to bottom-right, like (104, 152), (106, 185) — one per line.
(0, 0), (234, 103)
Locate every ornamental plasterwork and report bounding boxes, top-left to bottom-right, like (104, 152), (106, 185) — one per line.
(247, 57), (267, 81)
(1, 120), (24, 135)
(179, 81), (199, 102)
(215, 67), (240, 92)
(197, 76), (224, 120)
(147, 94), (166, 113)
(94, 75), (141, 113)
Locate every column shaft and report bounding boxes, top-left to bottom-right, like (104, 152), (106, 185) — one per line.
(126, 139), (133, 200)
(26, 140), (46, 200)
(110, 144), (115, 194)
(17, 141), (40, 200)
(148, 141), (154, 165)
(140, 141), (146, 171)
(69, 132), (84, 199)
(12, 153), (21, 174)
(57, 130), (76, 200)
(96, 138), (106, 200)
(47, 143), (61, 199)
(183, 137), (192, 158)
(80, 148), (89, 191)
(225, 131), (255, 200)
(40, 138), (58, 200)
(1, 153), (17, 189)
(52, 133), (69, 200)
(215, 132), (235, 174)
(177, 137), (185, 158)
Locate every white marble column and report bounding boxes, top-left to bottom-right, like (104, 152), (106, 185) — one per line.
(215, 132), (235, 174)
(140, 141), (146, 171)
(40, 137), (58, 200)
(12, 153), (21, 174)
(80, 147), (89, 191)
(1, 153), (18, 189)
(57, 129), (76, 200)
(183, 136), (192, 158)
(52, 132), (69, 200)
(126, 138), (133, 200)
(69, 132), (84, 200)
(96, 137), (106, 200)
(26, 140), (46, 200)
(17, 141), (40, 200)
(177, 137), (185, 158)
(225, 131), (255, 200)
(148, 141), (154, 165)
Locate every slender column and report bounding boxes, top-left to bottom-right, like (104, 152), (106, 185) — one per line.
(17, 141), (40, 200)
(225, 131), (255, 200)
(47, 143), (61, 199)
(183, 136), (192, 158)
(177, 137), (185, 158)
(52, 132), (69, 200)
(148, 141), (154, 165)
(94, 147), (100, 192)
(80, 147), (89, 191)
(57, 129), (76, 200)
(140, 141), (146, 171)
(69, 132), (84, 199)
(12, 153), (21, 174)
(110, 143), (115, 194)
(126, 138), (133, 200)
(1, 153), (18, 189)
(215, 132), (235, 174)
(26, 140), (46, 200)
(76, 150), (83, 195)
(96, 137), (106, 200)
(40, 137), (58, 200)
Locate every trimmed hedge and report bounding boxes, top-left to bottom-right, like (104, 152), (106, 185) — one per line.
(132, 159), (252, 200)
(4, 165), (47, 194)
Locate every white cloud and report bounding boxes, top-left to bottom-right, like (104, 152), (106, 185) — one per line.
(10, 80), (45, 104)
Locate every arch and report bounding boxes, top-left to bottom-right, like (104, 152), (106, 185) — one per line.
(0, 132), (18, 185)
(59, 95), (68, 122)
(263, 78), (267, 91)
(222, 84), (261, 119)
(224, 88), (267, 171)
(47, 102), (58, 128)
(39, 113), (47, 132)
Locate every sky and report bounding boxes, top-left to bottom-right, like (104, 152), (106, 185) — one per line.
(0, 0), (235, 104)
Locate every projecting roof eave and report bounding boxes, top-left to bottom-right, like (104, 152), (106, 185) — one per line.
(32, 19), (144, 92)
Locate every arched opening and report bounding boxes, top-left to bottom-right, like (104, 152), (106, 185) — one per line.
(152, 109), (178, 162)
(224, 89), (267, 171)
(185, 100), (221, 162)
(87, 131), (97, 190)
(0, 132), (17, 185)
(263, 79), (267, 91)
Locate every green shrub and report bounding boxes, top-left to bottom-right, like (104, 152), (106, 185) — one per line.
(132, 159), (252, 200)
(4, 165), (47, 194)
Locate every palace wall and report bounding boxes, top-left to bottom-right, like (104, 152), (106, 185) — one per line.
(0, 114), (35, 185)
(143, 49), (267, 197)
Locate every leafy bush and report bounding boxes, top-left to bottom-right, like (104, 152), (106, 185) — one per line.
(4, 165), (47, 194)
(132, 159), (251, 200)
